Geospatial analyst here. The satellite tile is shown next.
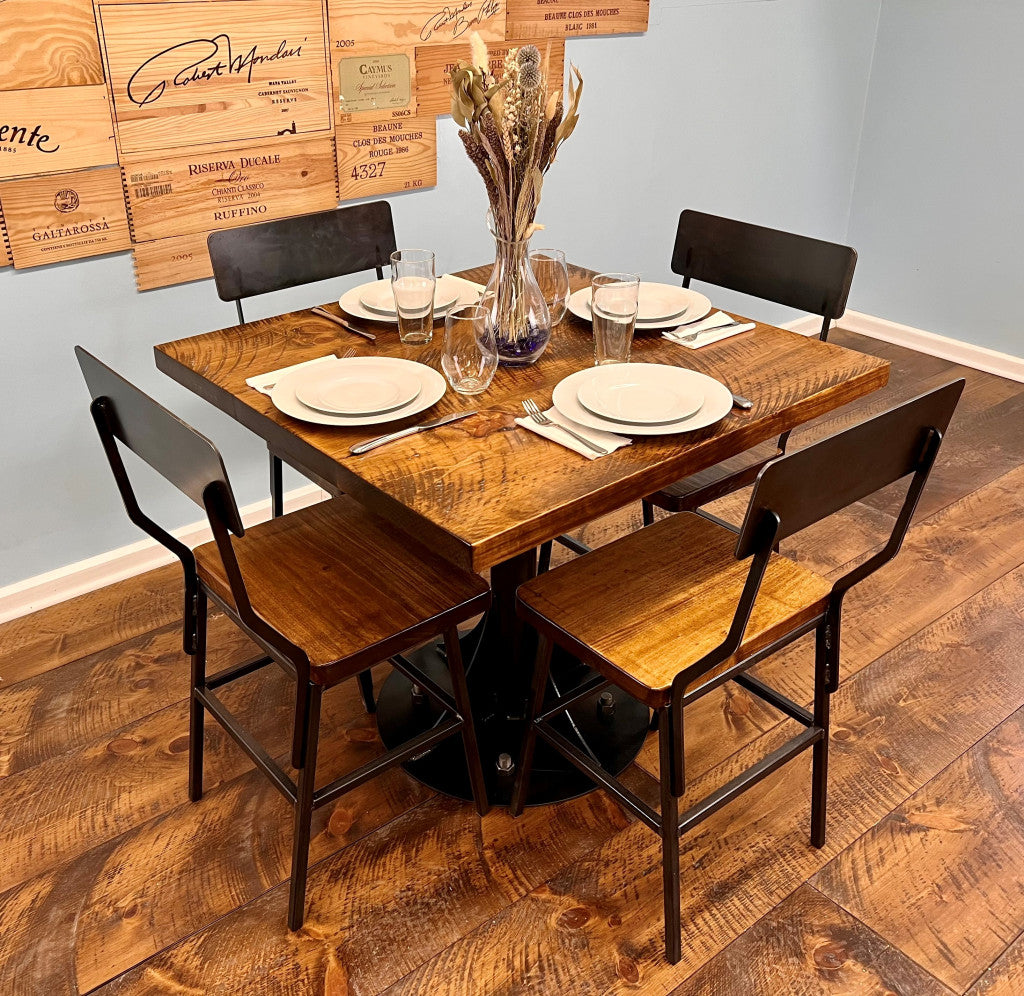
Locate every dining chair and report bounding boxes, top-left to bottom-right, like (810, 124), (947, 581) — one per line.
(207, 202), (398, 520)
(76, 347), (490, 930)
(511, 379), (963, 963)
(641, 209), (858, 527)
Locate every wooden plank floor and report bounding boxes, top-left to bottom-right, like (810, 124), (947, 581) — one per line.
(2, 330), (1023, 995)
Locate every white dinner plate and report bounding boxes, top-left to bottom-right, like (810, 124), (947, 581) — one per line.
(576, 365), (705, 425)
(567, 286), (712, 331)
(294, 359), (421, 415)
(271, 357), (446, 427)
(552, 364), (732, 436)
(341, 274), (478, 324)
(359, 278), (459, 316)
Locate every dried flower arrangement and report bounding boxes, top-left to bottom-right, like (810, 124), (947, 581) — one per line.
(451, 35), (583, 243)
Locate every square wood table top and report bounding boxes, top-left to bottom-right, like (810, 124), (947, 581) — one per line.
(155, 264), (890, 572)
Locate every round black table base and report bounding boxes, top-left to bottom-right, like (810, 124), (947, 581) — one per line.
(376, 635), (651, 808)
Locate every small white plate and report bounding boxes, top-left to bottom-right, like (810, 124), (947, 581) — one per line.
(359, 278), (459, 316)
(271, 357), (446, 427)
(577, 366), (704, 425)
(295, 360), (421, 415)
(552, 364), (732, 436)
(341, 274), (477, 324)
(567, 286), (712, 331)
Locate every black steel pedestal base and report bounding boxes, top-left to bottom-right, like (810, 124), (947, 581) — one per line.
(376, 624), (650, 808)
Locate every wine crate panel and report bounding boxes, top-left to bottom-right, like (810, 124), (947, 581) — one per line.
(133, 230), (214, 290)
(505, 0), (649, 37)
(122, 136), (339, 241)
(328, 1), (506, 53)
(336, 115), (436, 199)
(0, 0), (104, 89)
(0, 166), (131, 267)
(415, 38), (565, 117)
(94, 0), (334, 156)
(0, 86), (116, 180)
(333, 50), (419, 126)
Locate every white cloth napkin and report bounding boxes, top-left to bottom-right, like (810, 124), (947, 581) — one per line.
(515, 407), (632, 460)
(663, 311), (756, 349)
(443, 274), (487, 299)
(245, 354), (338, 396)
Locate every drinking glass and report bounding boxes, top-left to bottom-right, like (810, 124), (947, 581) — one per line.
(390, 249), (436, 345)
(441, 305), (498, 395)
(529, 248), (570, 325)
(591, 272), (640, 365)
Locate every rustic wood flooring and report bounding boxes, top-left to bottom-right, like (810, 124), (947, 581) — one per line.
(2, 330), (1023, 995)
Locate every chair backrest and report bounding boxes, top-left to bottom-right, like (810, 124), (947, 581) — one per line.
(670, 210), (857, 338)
(207, 201), (397, 318)
(737, 379), (965, 560)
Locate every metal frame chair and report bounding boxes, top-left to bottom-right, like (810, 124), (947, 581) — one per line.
(76, 347), (490, 930)
(642, 209), (859, 526)
(512, 380), (963, 963)
(207, 201), (398, 519)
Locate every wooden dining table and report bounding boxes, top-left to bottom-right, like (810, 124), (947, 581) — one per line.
(154, 263), (890, 806)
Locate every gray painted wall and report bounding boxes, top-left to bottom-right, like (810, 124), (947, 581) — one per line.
(846, 0), (1024, 353)
(0, 0), (881, 587)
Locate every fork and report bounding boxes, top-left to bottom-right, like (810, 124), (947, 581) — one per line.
(669, 320), (744, 342)
(522, 399), (609, 456)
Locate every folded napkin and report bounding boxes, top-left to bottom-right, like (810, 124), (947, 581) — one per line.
(515, 407), (632, 460)
(245, 354), (338, 396)
(663, 312), (756, 349)
(443, 274), (487, 300)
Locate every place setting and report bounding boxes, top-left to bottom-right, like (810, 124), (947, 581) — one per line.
(518, 271), (739, 458)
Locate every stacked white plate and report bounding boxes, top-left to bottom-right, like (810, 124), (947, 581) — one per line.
(566, 282), (712, 332)
(270, 357), (446, 427)
(340, 274), (480, 323)
(552, 363), (732, 436)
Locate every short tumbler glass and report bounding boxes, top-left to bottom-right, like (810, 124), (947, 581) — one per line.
(591, 272), (640, 365)
(390, 249), (436, 345)
(441, 304), (498, 395)
(529, 248), (570, 325)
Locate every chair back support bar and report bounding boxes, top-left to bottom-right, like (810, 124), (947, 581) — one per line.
(670, 210), (857, 332)
(737, 380), (965, 559)
(76, 347), (244, 535)
(207, 201), (397, 305)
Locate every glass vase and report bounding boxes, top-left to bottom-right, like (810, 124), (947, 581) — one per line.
(482, 231), (552, 366)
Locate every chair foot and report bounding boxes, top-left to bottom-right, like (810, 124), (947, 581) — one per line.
(658, 705), (682, 964)
(188, 591), (208, 803)
(288, 684), (321, 931)
(357, 669), (376, 714)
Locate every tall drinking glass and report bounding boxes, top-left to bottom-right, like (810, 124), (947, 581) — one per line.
(390, 249), (436, 345)
(441, 305), (498, 395)
(529, 248), (570, 325)
(591, 272), (640, 365)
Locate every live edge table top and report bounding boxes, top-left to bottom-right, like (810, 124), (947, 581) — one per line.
(154, 265), (890, 573)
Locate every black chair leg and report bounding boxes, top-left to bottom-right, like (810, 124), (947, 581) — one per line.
(538, 540), (553, 574)
(642, 499), (656, 527)
(288, 682), (322, 931)
(811, 620), (834, 848)
(357, 669), (376, 713)
(509, 635), (553, 817)
(444, 629), (490, 816)
(270, 452), (284, 518)
(659, 704), (682, 964)
(188, 589), (208, 803)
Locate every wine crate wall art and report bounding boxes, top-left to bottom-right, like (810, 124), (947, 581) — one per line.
(0, 0), (648, 288)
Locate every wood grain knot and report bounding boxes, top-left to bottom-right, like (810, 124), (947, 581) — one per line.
(345, 726), (378, 744)
(107, 737), (144, 756)
(466, 411), (516, 437)
(167, 735), (191, 755)
(327, 806), (355, 837)
(811, 939), (849, 970)
(614, 954), (641, 985)
(607, 913), (622, 928)
(556, 907), (591, 930)
(132, 677), (156, 690)
(119, 901), (140, 920)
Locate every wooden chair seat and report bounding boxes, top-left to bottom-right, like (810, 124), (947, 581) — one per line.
(517, 512), (831, 707)
(195, 496), (490, 684)
(646, 442), (783, 513)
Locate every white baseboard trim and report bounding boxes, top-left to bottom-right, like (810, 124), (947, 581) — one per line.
(837, 310), (1024, 383)
(0, 484), (328, 624)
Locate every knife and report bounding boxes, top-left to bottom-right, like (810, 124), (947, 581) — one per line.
(350, 410), (477, 455)
(310, 307), (377, 342)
